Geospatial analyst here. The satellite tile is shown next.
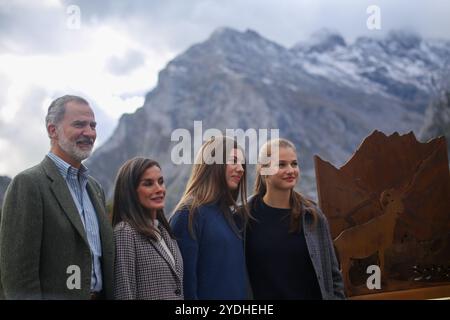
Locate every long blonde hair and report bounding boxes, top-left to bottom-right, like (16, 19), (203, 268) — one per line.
(173, 136), (250, 237)
(253, 138), (318, 233)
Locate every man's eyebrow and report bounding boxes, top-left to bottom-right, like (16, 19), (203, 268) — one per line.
(72, 120), (97, 126)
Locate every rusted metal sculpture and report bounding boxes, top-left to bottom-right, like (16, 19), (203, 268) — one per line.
(314, 130), (450, 298)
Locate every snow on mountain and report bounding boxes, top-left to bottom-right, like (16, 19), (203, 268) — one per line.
(86, 27), (450, 212)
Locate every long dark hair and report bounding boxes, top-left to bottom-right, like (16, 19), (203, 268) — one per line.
(173, 136), (250, 238)
(112, 157), (174, 240)
(253, 138), (318, 233)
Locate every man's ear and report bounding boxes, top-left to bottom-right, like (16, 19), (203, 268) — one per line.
(47, 124), (57, 139)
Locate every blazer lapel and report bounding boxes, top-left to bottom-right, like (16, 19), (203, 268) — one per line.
(42, 157), (89, 247)
(160, 227), (183, 279)
(150, 227), (182, 281)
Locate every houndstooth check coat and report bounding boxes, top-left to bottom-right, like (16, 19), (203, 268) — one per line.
(113, 221), (184, 300)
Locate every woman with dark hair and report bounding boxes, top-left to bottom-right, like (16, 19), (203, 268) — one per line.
(246, 138), (345, 300)
(112, 157), (183, 300)
(170, 136), (251, 300)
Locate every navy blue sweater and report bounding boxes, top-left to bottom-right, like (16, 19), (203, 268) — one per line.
(170, 204), (247, 300)
(246, 197), (322, 299)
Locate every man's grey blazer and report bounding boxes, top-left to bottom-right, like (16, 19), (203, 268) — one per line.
(0, 156), (114, 299)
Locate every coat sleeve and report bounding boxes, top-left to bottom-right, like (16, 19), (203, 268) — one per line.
(113, 225), (137, 300)
(170, 210), (199, 300)
(0, 173), (43, 299)
(322, 215), (346, 299)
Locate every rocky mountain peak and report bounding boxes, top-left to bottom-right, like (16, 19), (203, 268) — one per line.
(292, 28), (346, 53)
(196, 27), (285, 61)
(384, 30), (422, 51)
(86, 28), (450, 212)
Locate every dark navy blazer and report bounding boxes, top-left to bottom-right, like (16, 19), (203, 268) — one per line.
(170, 204), (247, 300)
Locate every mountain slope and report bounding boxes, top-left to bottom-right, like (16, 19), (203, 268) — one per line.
(0, 175), (11, 208)
(420, 90), (450, 159)
(86, 28), (450, 212)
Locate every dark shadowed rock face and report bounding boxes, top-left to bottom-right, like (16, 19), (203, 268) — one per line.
(86, 27), (450, 213)
(0, 175), (12, 207)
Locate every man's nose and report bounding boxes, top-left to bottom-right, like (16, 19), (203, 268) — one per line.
(83, 126), (96, 139)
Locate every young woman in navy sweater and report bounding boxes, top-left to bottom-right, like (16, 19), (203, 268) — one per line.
(170, 136), (251, 299)
(246, 138), (345, 300)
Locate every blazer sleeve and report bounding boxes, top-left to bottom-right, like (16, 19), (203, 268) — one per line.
(0, 173), (43, 299)
(113, 225), (137, 300)
(323, 215), (346, 299)
(170, 210), (199, 300)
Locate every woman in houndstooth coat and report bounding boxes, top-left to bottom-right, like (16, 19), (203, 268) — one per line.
(112, 157), (183, 300)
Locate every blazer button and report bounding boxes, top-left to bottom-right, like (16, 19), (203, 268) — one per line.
(174, 289), (181, 296)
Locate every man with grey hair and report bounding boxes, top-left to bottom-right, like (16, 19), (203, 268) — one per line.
(0, 95), (114, 299)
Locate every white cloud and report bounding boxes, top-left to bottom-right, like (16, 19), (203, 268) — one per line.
(0, 20), (175, 176)
(0, 85), (49, 176)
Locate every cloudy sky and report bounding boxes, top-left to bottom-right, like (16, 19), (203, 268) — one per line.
(1, 0), (449, 177)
